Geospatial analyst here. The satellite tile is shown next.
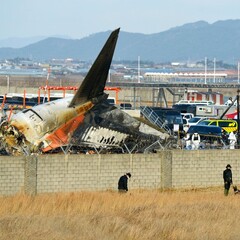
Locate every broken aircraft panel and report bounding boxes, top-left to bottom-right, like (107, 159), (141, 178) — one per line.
(77, 126), (128, 147)
(67, 102), (170, 153)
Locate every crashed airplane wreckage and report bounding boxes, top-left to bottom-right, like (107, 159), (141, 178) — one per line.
(0, 28), (172, 156)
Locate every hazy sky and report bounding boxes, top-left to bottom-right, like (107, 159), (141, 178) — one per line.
(1, 0), (240, 39)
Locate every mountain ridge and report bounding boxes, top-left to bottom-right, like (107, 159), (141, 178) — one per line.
(1, 20), (240, 63)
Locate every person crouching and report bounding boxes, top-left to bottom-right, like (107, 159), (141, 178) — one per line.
(118, 172), (131, 193)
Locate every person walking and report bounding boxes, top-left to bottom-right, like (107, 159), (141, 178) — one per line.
(118, 172), (131, 192)
(223, 164), (233, 196)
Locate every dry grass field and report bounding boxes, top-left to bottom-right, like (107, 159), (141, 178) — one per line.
(0, 188), (240, 240)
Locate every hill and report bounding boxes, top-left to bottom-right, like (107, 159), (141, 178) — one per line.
(1, 20), (240, 63)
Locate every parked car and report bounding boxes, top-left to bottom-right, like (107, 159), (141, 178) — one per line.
(198, 119), (238, 133)
(184, 116), (209, 132)
(188, 116), (209, 125)
(187, 125), (222, 136)
(120, 103), (132, 109)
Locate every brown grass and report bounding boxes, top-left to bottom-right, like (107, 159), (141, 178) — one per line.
(0, 188), (240, 240)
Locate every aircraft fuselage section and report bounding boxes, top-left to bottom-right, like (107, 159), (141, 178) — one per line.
(6, 97), (94, 151)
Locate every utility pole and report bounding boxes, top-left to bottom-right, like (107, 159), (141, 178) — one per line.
(213, 58), (216, 83)
(238, 61), (240, 84)
(204, 57), (207, 84)
(138, 56), (140, 83)
(6, 75), (10, 93)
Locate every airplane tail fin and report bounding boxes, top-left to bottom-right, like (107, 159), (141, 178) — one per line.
(69, 28), (120, 107)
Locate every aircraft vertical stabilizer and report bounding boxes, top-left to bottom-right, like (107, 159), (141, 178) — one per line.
(69, 28), (120, 107)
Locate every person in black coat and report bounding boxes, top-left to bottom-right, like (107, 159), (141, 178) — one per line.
(223, 164), (233, 196)
(118, 172), (131, 192)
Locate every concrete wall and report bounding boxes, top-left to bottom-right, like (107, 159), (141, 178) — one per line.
(35, 154), (163, 193)
(1, 150), (240, 196)
(171, 150), (240, 188)
(0, 156), (25, 195)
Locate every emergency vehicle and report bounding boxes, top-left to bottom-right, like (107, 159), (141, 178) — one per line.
(198, 119), (238, 133)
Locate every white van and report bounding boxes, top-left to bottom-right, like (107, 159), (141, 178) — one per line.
(107, 97), (116, 105)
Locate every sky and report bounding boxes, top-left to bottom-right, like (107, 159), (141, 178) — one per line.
(1, 0), (240, 40)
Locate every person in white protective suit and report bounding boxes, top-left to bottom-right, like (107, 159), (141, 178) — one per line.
(184, 133), (192, 149)
(225, 97), (233, 106)
(191, 132), (201, 150)
(228, 131), (237, 149)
